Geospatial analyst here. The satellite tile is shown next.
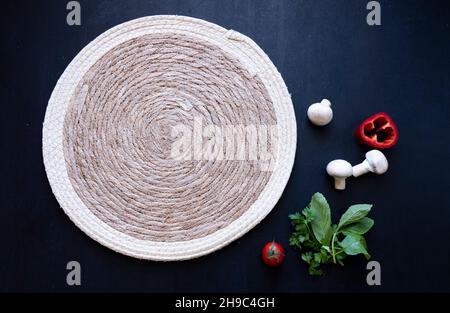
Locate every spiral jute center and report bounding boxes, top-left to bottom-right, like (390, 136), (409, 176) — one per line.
(63, 33), (277, 242)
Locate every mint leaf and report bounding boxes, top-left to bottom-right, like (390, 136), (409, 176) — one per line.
(289, 212), (303, 223)
(309, 266), (323, 276)
(338, 204), (372, 230)
(289, 236), (299, 247)
(340, 233), (370, 259)
(323, 224), (336, 245)
(295, 223), (307, 232)
(302, 207), (314, 222)
(303, 252), (323, 276)
(301, 252), (313, 264)
(341, 217), (374, 235)
(335, 251), (347, 265)
(309, 193), (331, 245)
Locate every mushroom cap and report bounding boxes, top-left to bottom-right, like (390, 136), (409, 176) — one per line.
(326, 159), (353, 177)
(321, 99), (331, 107)
(365, 150), (388, 174)
(307, 100), (333, 126)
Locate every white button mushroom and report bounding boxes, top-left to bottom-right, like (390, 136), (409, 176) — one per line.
(352, 149), (389, 177)
(326, 159), (353, 190)
(307, 99), (333, 126)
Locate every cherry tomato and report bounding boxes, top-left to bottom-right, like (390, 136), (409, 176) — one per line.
(261, 241), (285, 267)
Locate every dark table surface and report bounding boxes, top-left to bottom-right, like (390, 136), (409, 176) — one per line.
(1, 0), (450, 293)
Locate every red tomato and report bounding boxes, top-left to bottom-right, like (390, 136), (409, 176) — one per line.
(261, 241), (285, 267)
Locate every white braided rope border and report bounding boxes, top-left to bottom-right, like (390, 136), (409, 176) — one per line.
(42, 15), (297, 260)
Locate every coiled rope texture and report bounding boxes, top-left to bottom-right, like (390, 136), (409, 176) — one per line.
(43, 16), (296, 260)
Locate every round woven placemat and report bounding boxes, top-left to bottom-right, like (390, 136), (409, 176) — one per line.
(43, 16), (296, 260)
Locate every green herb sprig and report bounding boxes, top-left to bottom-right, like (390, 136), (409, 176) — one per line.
(289, 193), (374, 276)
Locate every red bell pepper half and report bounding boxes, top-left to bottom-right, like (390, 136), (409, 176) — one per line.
(354, 112), (399, 149)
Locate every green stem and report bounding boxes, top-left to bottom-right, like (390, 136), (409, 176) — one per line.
(305, 222), (314, 239)
(331, 232), (337, 264)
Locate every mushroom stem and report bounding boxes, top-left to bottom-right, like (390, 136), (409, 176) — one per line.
(334, 177), (346, 190)
(352, 160), (370, 177)
(326, 159), (353, 191)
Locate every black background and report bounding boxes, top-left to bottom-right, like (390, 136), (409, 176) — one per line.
(1, 0), (450, 293)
